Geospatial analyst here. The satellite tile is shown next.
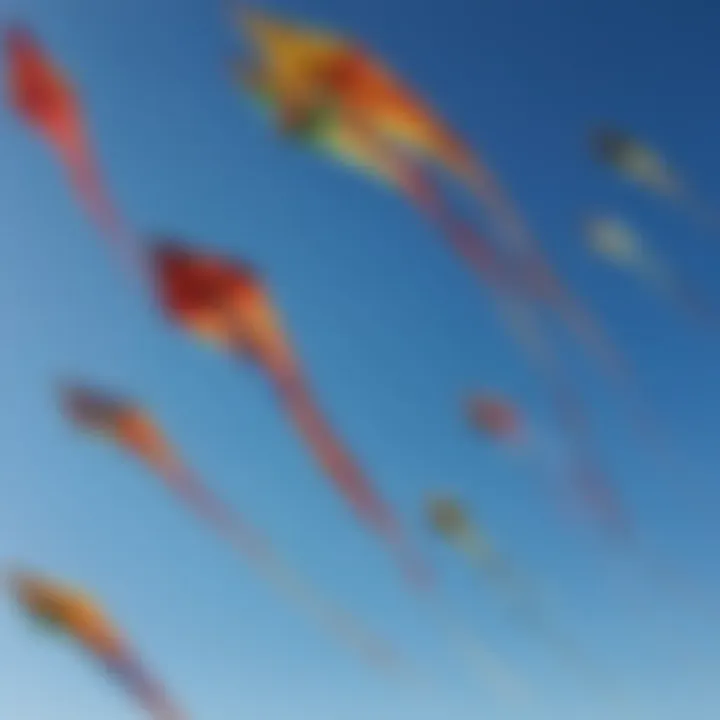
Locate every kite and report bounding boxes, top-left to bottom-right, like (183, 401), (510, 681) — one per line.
(60, 383), (401, 670)
(10, 570), (185, 720)
(583, 214), (717, 326)
(238, 58), (626, 533)
(234, 7), (634, 388)
(3, 26), (144, 279)
(590, 127), (720, 235)
(591, 127), (682, 200)
(145, 241), (430, 588)
(467, 394), (523, 444)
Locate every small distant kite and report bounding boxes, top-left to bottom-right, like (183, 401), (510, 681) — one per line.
(10, 570), (185, 720)
(233, 8), (633, 534)
(427, 495), (523, 602)
(426, 495), (602, 684)
(467, 394), (523, 444)
(590, 127), (720, 236)
(234, 7), (633, 389)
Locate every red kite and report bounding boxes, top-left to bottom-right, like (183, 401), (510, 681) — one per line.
(61, 383), (401, 669)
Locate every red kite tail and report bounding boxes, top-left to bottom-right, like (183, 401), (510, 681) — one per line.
(402, 168), (514, 295)
(267, 361), (431, 589)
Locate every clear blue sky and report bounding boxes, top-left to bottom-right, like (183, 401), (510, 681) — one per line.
(1, 1), (720, 718)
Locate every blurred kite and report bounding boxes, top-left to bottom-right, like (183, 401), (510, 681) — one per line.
(426, 496), (605, 687)
(590, 127), (720, 235)
(583, 214), (717, 326)
(467, 394), (523, 444)
(3, 26), (144, 279)
(465, 391), (624, 527)
(234, 7), (636, 392)
(10, 570), (185, 720)
(60, 383), (401, 670)
(427, 495), (525, 602)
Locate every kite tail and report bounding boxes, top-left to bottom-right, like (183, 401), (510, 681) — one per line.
(551, 382), (630, 537)
(158, 462), (404, 673)
(266, 360), (431, 590)
(424, 591), (534, 711)
(401, 169), (513, 295)
(159, 460), (270, 563)
(464, 158), (644, 393)
(60, 141), (150, 287)
(105, 652), (186, 720)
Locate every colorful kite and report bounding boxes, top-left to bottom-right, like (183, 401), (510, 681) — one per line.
(234, 7), (633, 388)
(60, 383), (401, 669)
(4, 26), (144, 279)
(145, 241), (430, 588)
(10, 570), (185, 720)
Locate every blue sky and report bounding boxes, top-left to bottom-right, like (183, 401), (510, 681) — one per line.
(1, 0), (720, 718)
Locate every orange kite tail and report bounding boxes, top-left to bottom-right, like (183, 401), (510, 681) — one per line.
(263, 356), (431, 590)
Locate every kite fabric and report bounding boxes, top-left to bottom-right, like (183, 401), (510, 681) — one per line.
(60, 384), (403, 671)
(3, 26), (146, 282)
(9, 570), (186, 720)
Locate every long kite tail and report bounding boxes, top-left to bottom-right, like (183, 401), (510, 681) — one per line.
(262, 358), (431, 590)
(404, 170), (626, 532)
(157, 462), (404, 672)
(105, 652), (187, 720)
(462, 158), (657, 427)
(60, 140), (151, 288)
